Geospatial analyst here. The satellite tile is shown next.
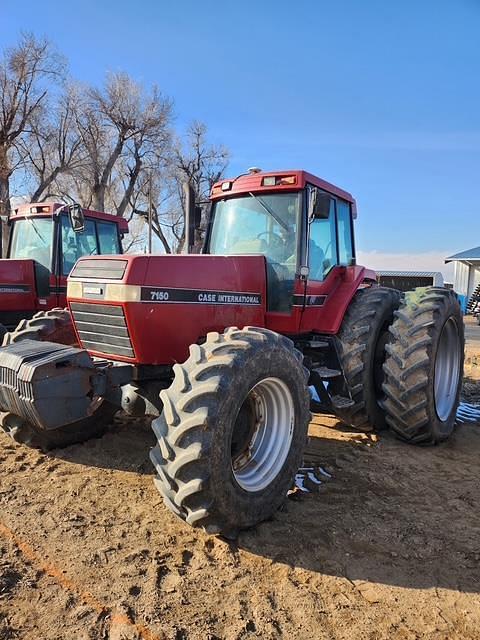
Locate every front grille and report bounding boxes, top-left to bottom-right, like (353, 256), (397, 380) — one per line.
(70, 258), (128, 280)
(70, 302), (135, 358)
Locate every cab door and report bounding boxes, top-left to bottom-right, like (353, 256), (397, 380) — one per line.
(299, 194), (356, 334)
(54, 215), (122, 305)
(54, 215), (100, 306)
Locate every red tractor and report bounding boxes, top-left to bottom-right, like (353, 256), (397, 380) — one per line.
(0, 170), (464, 537)
(0, 201), (128, 342)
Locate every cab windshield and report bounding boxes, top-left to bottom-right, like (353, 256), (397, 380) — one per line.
(9, 218), (53, 270)
(208, 192), (301, 312)
(208, 192), (301, 276)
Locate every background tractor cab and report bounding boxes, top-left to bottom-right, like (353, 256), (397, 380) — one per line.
(0, 201), (127, 337)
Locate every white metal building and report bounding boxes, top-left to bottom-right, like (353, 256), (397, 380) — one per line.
(445, 247), (480, 311)
(376, 271), (444, 292)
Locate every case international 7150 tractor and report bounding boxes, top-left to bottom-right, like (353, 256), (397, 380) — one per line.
(0, 169), (464, 537)
(0, 201), (128, 342)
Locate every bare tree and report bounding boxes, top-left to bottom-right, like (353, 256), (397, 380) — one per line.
(0, 33), (64, 250)
(0, 35), (230, 262)
(123, 213), (147, 253)
(173, 121), (229, 252)
(130, 122), (229, 253)
(128, 169), (177, 254)
(19, 88), (84, 201)
(176, 120), (229, 201)
(73, 72), (173, 214)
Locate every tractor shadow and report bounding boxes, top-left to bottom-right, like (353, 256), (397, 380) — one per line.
(49, 411), (480, 594)
(51, 413), (157, 475)
(238, 416), (480, 595)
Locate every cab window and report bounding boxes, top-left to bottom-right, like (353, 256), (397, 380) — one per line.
(208, 192), (301, 312)
(209, 193), (300, 277)
(337, 200), (354, 266)
(9, 218), (53, 270)
(97, 221), (120, 254)
(308, 199), (338, 280)
(61, 216), (98, 275)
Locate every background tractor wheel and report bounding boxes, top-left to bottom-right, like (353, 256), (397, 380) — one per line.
(382, 287), (464, 444)
(335, 286), (402, 431)
(150, 326), (311, 537)
(0, 401), (118, 452)
(2, 308), (77, 346)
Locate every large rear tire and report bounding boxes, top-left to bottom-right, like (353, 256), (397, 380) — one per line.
(150, 327), (310, 537)
(334, 286), (402, 431)
(382, 287), (464, 444)
(2, 308), (77, 346)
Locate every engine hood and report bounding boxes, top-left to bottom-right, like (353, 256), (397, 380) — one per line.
(67, 254), (268, 365)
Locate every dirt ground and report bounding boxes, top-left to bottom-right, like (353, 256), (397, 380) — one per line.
(464, 316), (480, 380)
(1, 379), (480, 640)
(465, 315), (480, 352)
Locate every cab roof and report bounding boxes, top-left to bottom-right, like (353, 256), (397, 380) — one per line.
(11, 201), (129, 234)
(211, 169), (357, 217)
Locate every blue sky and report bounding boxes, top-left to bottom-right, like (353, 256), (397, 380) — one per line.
(2, 0), (480, 276)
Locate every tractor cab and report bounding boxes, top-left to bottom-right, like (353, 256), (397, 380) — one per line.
(205, 170), (369, 333)
(0, 202), (128, 333)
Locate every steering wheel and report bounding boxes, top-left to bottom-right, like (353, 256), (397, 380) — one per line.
(256, 230), (284, 252)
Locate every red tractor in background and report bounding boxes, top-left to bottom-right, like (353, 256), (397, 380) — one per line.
(0, 169), (464, 537)
(0, 201), (128, 342)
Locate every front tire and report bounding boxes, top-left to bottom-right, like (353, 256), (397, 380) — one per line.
(2, 308), (77, 346)
(150, 327), (310, 536)
(382, 287), (464, 444)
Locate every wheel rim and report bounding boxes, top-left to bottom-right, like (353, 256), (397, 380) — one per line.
(434, 317), (461, 422)
(231, 377), (294, 492)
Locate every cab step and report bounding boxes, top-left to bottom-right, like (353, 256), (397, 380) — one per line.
(312, 367), (342, 379)
(331, 395), (355, 410)
(306, 340), (329, 349)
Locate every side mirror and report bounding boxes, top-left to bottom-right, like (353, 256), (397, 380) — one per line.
(69, 203), (85, 233)
(308, 188), (333, 221)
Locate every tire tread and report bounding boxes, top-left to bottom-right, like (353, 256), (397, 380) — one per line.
(382, 287), (464, 444)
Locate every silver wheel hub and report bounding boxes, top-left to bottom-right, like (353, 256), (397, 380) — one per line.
(434, 317), (461, 422)
(231, 377), (294, 492)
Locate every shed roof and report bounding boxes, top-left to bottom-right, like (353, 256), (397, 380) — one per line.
(446, 247), (480, 263)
